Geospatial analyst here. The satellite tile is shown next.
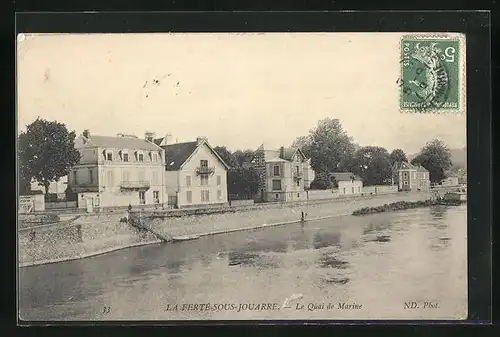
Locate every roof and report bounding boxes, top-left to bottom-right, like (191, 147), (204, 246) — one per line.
(255, 144), (308, 162)
(83, 135), (161, 151)
(163, 140), (230, 171)
(153, 137), (164, 146)
(163, 141), (199, 171)
(329, 172), (362, 181)
(393, 161), (429, 172)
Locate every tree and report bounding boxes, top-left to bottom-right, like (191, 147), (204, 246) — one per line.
(227, 166), (260, 199)
(310, 171), (335, 190)
(306, 118), (356, 173)
(351, 146), (392, 186)
(213, 146), (237, 168)
(411, 139), (452, 183)
(233, 150), (255, 167)
(389, 149), (408, 165)
(18, 118), (80, 195)
(291, 136), (312, 157)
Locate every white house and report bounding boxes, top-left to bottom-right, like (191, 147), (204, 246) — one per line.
(155, 136), (230, 208)
(330, 172), (363, 195)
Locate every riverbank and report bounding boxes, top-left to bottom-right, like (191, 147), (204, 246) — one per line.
(19, 192), (431, 267)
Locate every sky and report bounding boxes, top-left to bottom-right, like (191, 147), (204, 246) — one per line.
(17, 33), (466, 155)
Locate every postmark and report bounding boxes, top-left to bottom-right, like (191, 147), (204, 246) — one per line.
(400, 35), (465, 113)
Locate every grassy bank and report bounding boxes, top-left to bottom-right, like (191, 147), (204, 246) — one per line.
(352, 199), (463, 216)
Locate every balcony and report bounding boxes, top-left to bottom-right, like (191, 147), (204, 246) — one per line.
(293, 171), (304, 180)
(120, 181), (151, 190)
(196, 166), (215, 176)
(69, 182), (99, 192)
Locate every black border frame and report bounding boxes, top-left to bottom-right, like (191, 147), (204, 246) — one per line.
(13, 11), (492, 326)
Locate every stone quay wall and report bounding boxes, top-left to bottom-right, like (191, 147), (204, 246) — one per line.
(18, 191), (431, 267)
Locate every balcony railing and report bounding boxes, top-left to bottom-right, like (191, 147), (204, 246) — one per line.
(120, 181), (151, 190)
(293, 171), (304, 180)
(196, 166), (215, 176)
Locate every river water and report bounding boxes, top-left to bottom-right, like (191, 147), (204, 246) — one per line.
(19, 205), (467, 321)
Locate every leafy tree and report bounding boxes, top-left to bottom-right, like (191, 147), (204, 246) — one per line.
(411, 139), (452, 183)
(233, 150), (255, 167)
(310, 171), (335, 190)
(227, 166), (260, 199)
(351, 146), (392, 186)
(18, 118), (80, 195)
(291, 136), (312, 157)
(389, 149), (408, 165)
(306, 118), (356, 173)
(214, 146), (237, 168)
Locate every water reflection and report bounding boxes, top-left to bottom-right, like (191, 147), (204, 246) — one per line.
(317, 252), (349, 269)
(313, 232), (341, 249)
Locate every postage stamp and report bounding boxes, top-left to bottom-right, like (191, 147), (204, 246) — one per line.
(400, 34), (466, 113)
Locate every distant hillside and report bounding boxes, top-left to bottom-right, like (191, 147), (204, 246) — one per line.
(408, 147), (466, 168)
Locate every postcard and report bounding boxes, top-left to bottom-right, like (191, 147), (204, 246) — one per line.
(17, 32), (467, 321)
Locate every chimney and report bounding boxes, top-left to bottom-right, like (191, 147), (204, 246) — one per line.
(279, 146), (285, 158)
(83, 129), (90, 138)
(196, 136), (207, 145)
(145, 131), (155, 142)
(165, 133), (173, 145)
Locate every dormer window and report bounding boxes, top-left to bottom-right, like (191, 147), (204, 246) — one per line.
(139, 154), (144, 162)
(123, 153), (129, 162)
(106, 152), (113, 161)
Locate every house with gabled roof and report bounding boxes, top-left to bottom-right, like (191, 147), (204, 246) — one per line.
(68, 130), (167, 209)
(154, 136), (230, 208)
(392, 161), (430, 191)
(329, 172), (363, 195)
(253, 144), (314, 202)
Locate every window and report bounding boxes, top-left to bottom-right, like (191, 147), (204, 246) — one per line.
(403, 172), (408, 179)
(107, 152), (113, 161)
(138, 154), (144, 162)
(122, 170), (130, 182)
(123, 153), (129, 162)
(217, 189), (222, 201)
(88, 168), (93, 184)
(296, 180), (300, 187)
(201, 190), (210, 202)
(275, 193), (279, 199)
(297, 193), (300, 198)
(352, 187), (354, 194)
(201, 175), (209, 186)
(404, 181), (408, 185)
(217, 175), (221, 186)
(272, 179), (282, 191)
(273, 165), (280, 176)
(296, 166), (300, 174)
(107, 171), (114, 186)
(200, 159), (208, 168)
(186, 175), (192, 187)
(152, 153), (157, 162)
(73, 170), (78, 184)
(186, 191), (192, 203)
(153, 191), (159, 204)
(343, 187), (346, 194)
(139, 191), (146, 204)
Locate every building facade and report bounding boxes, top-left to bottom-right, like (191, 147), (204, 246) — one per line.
(440, 176), (459, 186)
(68, 130), (167, 209)
(330, 172), (363, 195)
(253, 145), (312, 202)
(392, 162), (430, 191)
(155, 136), (230, 209)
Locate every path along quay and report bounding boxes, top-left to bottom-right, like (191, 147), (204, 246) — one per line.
(18, 191), (432, 267)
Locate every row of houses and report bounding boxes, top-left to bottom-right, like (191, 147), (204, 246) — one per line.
(29, 129), (438, 210)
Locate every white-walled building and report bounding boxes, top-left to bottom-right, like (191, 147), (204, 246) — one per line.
(330, 172), (363, 195)
(68, 130), (167, 209)
(155, 136), (230, 208)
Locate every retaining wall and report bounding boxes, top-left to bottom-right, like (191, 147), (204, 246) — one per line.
(19, 191), (431, 267)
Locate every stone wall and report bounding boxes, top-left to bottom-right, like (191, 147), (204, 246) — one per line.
(19, 191), (431, 266)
